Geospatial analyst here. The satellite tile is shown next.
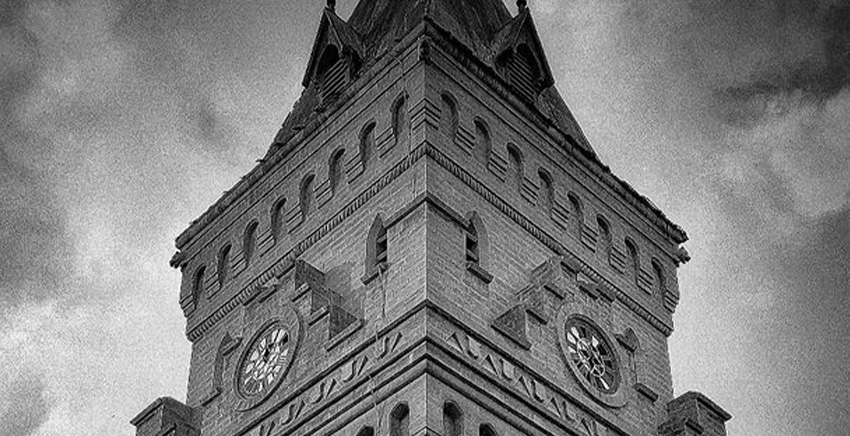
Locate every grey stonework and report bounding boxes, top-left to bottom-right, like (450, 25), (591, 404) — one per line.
(134, 1), (730, 436)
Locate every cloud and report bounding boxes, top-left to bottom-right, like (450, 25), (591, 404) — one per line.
(537, 1), (850, 435)
(0, 372), (52, 436)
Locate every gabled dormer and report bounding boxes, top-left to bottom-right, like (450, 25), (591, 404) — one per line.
(302, 5), (364, 107)
(491, 6), (555, 105)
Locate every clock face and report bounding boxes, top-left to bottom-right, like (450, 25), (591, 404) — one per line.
(565, 317), (620, 394)
(238, 323), (292, 397)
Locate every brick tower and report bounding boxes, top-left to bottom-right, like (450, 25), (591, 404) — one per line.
(131, 1), (731, 436)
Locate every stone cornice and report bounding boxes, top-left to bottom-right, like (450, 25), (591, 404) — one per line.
(186, 139), (673, 342)
(423, 145), (674, 335)
(421, 21), (687, 247)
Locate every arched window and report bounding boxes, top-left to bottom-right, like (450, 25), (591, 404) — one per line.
(506, 143), (523, 191)
(243, 221), (258, 267)
(300, 174), (315, 220)
(443, 402), (463, 436)
(597, 216), (612, 260)
(389, 403), (410, 436)
(568, 193), (583, 237)
(479, 423), (498, 436)
(217, 244), (231, 289)
(392, 94), (408, 144)
(465, 212), (489, 270)
(270, 197), (286, 243)
(356, 427), (375, 436)
(652, 259), (666, 294)
(473, 119), (491, 165)
(538, 169), (554, 214)
(625, 238), (640, 284)
(441, 93), (459, 140)
(365, 215), (388, 279)
(359, 122), (376, 170)
(329, 148), (345, 194)
(192, 266), (206, 304)
(466, 221), (479, 265)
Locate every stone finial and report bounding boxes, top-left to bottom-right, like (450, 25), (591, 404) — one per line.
(327, 0), (336, 11)
(517, 0), (527, 13)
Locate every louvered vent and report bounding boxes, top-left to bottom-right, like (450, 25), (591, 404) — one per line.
(320, 58), (348, 104)
(508, 48), (539, 103)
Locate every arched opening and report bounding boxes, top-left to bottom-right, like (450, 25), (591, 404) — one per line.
(365, 215), (388, 278)
(300, 174), (315, 220)
(625, 238), (640, 284)
(392, 94), (408, 144)
(356, 426), (375, 436)
(443, 402), (463, 436)
(441, 92), (459, 140)
(217, 244), (231, 289)
(192, 265), (206, 304)
(479, 423), (498, 436)
(506, 143), (523, 191)
(389, 403), (410, 436)
(359, 122), (376, 170)
(243, 221), (259, 267)
(270, 197), (286, 243)
(329, 148), (345, 194)
(652, 259), (666, 294)
(538, 169), (554, 214)
(597, 215), (612, 261)
(568, 193), (583, 237)
(473, 119), (491, 165)
(464, 212), (489, 276)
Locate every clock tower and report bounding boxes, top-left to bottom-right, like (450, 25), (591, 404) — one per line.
(131, 1), (731, 436)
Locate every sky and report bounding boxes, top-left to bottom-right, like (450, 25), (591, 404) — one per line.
(0, 0), (848, 435)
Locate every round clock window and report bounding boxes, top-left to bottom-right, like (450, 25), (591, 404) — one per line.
(564, 316), (621, 395)
(237, 322), (292, 398)
(234, 307), (300, 412)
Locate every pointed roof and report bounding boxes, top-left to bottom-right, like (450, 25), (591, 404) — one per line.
(491, 9), (555, 88)
(302, 8), (364, 87)
(348, 0), (512, 59)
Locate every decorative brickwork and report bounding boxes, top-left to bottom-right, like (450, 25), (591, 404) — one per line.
(136, 2), (729, 436)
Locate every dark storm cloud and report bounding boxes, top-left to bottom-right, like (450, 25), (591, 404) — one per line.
(0, 373), (52, 436)
(713, 1), (850, 127)
(0, 0), (75, 308)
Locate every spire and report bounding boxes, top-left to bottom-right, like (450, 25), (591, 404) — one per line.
(517, 0), (527, 13)
(327, 0), (336, 12)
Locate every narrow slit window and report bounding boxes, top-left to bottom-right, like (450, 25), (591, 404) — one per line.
(192, 266), (206, 304)
(568, 193), (583, 237)
(217, 244), (231, 288)
(653, 260), (666, 293)
(366, 215), (388, 280)
(360, 122), (375, 170)
(443, 402), (463, 436)
(243, 221), (258, 267)
(625, 238), (640, 284)
(270, 198), (286, 243)
(392, 94), (408, 144)
(473, 119), (491, 165)
(507, 143), (523, 191)
(389, 403), (410, 436)
(329, 149), (345, 194)
(480, 424), (498, 436)
(441, 93), (459, 140)
(597, 216), (612, 259)
(539, 169), (553, 214)
(300, 174), (315, 220)
(466, 225), (479, 264)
